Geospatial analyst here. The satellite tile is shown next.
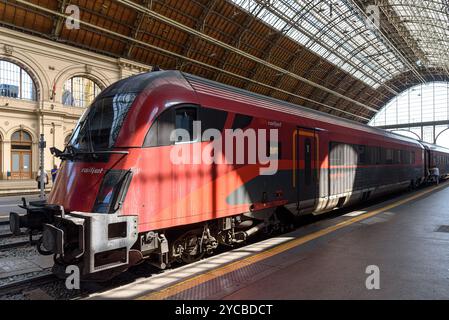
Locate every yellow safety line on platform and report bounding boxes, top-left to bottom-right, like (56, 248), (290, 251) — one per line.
(138, 181), (449, 300)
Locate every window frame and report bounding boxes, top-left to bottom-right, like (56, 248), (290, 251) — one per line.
(62, 76), (101, 108)
(143, 104), (202, 148)
(174, 105), (199, 145)
(0, 60), (37, 101)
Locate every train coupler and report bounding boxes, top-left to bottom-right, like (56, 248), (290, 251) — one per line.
(9, 198), (62, 236)
(42, 212), (139, 277)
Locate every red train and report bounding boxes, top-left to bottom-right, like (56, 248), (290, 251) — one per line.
(9, 70), (449, 279)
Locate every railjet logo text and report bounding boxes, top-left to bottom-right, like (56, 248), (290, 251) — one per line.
(80, 167), (104, 174)
(170, 121), (279, 175)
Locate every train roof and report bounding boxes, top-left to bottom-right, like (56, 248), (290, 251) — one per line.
(419, 141), (449, 153)
(100, 70), (444, 150)
(181, 72), (423, 148)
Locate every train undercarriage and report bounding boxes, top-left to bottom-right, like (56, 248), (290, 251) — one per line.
(9, 199), (294, 281)
(10, 175), (441, 281)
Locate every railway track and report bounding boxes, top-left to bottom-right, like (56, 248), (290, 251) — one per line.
(0, 273), (57, 297)
(0, 231), (27, 239)
(0, 225), (30, 250)
(0, 240), (30, 250)
(0, 232), (14, 239)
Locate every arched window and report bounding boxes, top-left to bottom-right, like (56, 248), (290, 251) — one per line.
(11, 130), (32, 180)
(0, 60), (37, 100)
(369, 82), (449, 147)
(63, 76), (101, 108)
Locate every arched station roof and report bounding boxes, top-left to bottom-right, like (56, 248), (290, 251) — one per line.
(0, 0), (447, 123)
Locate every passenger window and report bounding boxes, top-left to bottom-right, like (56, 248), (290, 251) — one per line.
(380, 147), (386, 164)
(305, 139), (312, 185)
(386, 149), (393, 164)
(175, 107), (197, 143)
(143, 108), (175, 147)
(329, 142), (343, 166)
(358, 145), (366, 164)
(231, 114), (253, 130)
(374, 147), (382, 164)
(200, 107), (228, 141)
(143, 105), (198, 147)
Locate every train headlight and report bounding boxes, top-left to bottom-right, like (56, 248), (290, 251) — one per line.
(93, 169), (132, 213)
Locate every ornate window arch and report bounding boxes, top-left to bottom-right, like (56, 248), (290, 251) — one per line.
(0, 60), (37, 101)
(62, 76), (101, 107)
(11, 129), (32, 144)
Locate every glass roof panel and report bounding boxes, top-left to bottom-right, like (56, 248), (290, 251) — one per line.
(230, 0), (407, 89)
(387, 0), (449, 71)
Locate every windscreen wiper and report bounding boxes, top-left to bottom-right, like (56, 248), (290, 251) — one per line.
(50, 146), (129, 160)
(50, 147), (76, 160)
(70, 150), (129, 155)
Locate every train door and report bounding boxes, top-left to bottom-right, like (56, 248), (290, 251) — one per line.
(294, 128), (318, 212)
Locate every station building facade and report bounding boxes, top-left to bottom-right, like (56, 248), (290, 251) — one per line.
(0, 27), (150, 181)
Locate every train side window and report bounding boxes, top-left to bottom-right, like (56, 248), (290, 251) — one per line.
(358, 145), (366, 165)
(143, 108), (175, 147)
(366, 146), (373, 165)
(404, 150), (410, 164)
(379, 147), (385, 164)
(329, 142), (343, 166)
(392, 149), (399, 164)
(175, 107), (198, 142)
(377, 147), (381, 164)
(231, 114), (253, 130)
(200, 107), (228, 141)
(386, 149), (391, 164)
(305, 139), (312, 185)
(411, 152), (415, 164)
(366, 147), (371, 164)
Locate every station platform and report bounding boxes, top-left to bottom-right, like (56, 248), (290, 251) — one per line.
(89, 181), (449, 300)
(0, 180), (51, 196)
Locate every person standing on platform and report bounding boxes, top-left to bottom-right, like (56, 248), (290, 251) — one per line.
(36, 167), (49, 190)
(51, 165), (59, 183)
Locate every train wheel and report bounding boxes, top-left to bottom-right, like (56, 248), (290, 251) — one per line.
(173, 231), (206, 264)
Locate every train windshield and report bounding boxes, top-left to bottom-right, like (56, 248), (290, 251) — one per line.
(68, 92), (137, 151)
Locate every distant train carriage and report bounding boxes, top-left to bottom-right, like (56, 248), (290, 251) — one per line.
(9, 71), (448, 280)
(421, 142), (449, 182)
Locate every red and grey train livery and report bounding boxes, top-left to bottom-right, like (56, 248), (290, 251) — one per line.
(9, 70), (449, 279)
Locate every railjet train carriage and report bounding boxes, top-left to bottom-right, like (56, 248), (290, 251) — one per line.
(10, 71), (449, 280)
